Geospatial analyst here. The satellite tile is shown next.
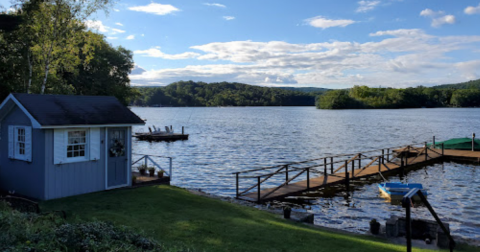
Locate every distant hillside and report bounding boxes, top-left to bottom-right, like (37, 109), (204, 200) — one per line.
(131, 81), (316, 107)
(278, 87), (329, 95)
(433, 79), (480, 89)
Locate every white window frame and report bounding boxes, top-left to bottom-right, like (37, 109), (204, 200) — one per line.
(65, 129), (89, 162)
(14, 126), (26, 160)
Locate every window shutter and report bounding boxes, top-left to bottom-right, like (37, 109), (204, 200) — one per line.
(24, 126), (32, 162)
(54, 129), (65, 164)
(89, 128), (101, 161)
(8, 125), (13, 158)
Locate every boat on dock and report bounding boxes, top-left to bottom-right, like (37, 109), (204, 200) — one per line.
(134, 126), (189, 141)
(378, 182), (427, 201)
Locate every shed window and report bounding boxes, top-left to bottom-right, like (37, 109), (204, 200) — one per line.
(66, 130), (88, 160)
(8, 125), (32, 162)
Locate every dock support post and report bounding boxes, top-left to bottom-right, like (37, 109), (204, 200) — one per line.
(324, 158), (327, 174)
(382, 149), (385, 164)
(306, 168), (310, 190)
(406, 199), (412, 252)
(236, 173), (239, 198)
(425, 142), (428, 161)
(442, 143), (444, 156)
(401, 156), (404, 167)
(182, 126), (184, 135)
(433, 136), (436, 149)
(330, 157), (334, 174)
(386, 149), (390, 162)
(405, 147), (409, 166)
(169, 157), (173, 179)
(351, 158), (355, 178)
(257, 177), (261, 203)
(378, 156), (382, 172)
(359, 153), (362, 169)
(344, 160), (348, 176)
(345, 172), (350, 191)
(473, 133), (476, 151)
(285, 165), (289, 185)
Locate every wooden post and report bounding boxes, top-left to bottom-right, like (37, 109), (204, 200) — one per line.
(306, 168), (310, 190)
(405, 147), (409, 166)
(285, 165), (289, 185)
(378, 156), (381, 171)
(425, 142), (428, 161)
(324, 158), (327, 174)
(330, 157), (334, 173)
(401, 155), (404, 167)
(351, 158), (355, 178)
(344, 160), (348, 177)
(472, 133), (476, 151)
(359, 153), (362, 169)
(182, 126), (184, 135)
(442, 143), (444, 156)
(433, 136), (436, 149)
(236, 173), (239, 198)
(257, 177), (261, 203)
(345, 172), (350, 191)
(386, 149), (390, 162)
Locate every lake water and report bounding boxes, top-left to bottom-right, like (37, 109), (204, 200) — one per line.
(131, 106), (480, 241)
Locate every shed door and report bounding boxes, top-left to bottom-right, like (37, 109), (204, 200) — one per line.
(107, 128), (128, 188)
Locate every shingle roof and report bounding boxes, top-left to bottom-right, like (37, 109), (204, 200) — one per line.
(12, 93), (145, 126)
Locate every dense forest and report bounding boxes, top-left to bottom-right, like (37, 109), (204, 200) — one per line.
(0, 0), (135, 105)
(316, 80), (480, 109)
(131, 81), (316, 107)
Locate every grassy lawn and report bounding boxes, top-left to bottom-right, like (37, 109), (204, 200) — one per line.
(41, 185), (474, 252)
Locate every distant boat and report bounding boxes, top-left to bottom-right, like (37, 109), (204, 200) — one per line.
(378, 182), (427, 201)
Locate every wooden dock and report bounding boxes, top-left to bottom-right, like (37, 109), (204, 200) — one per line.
(235, 143), (480, 203)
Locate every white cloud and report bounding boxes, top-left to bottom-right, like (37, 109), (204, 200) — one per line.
(114, 8), (120, 12)
(356, 1), (380, 13)
(111, 28), (125, 34)
(107, 37), (118, 40)
(420, 8), (455, 27)
(306, 16), (356, 29)
(126, 35), (135, 40)
(142, 34), (145, 37)
(465, 3), (480, 14)
(115, 22), (123, 26)
(223, 16), (235, 21)
(204, 3), (226, 8)
(128, 3), (179, 15)
(130, 29), (480, 88)
(134, 47), (200, 59)
(84, 20), (109, 33)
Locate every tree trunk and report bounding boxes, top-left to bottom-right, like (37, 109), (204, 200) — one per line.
(27, 51), (32, 93)
(41, 61), (49, 94)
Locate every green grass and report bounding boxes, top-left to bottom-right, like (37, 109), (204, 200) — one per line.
(41, 186), (475, 252)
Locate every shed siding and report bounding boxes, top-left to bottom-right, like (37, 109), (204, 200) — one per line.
(0, 106), (45, 199)
(44, 129), (106, 200)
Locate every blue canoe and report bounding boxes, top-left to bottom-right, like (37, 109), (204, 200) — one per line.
(378, 182), (428, 201)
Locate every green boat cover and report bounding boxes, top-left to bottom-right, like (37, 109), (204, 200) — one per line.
(428, 138), (480, 151)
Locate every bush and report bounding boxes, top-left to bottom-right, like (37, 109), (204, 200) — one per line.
(0, 202), (163, 251)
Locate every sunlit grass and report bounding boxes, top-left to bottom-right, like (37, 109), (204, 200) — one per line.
(41, 185), (476, 252)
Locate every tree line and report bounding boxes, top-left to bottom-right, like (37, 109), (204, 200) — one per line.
(316, 80), (480, 109)
(0, 0), (134, 105)
(131, 81), (316, 107)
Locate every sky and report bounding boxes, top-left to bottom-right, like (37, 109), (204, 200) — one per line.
(2, 0), (480, 89)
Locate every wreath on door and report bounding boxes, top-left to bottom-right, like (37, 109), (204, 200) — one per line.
(110, 139), (125, 157)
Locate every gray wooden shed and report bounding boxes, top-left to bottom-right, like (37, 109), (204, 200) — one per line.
(0, 93), (145, 200)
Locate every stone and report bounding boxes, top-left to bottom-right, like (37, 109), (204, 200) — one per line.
(385, 216), (399, 237)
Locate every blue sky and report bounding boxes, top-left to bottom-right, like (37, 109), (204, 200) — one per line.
(3, 0), (480, 88)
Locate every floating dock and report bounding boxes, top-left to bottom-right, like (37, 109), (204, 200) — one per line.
(235, 142), (480, 203)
